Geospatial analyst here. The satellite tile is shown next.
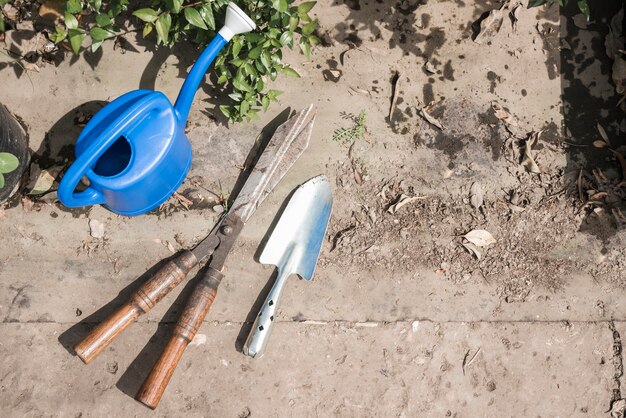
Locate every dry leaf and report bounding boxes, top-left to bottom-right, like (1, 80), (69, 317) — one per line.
(424, 61), (436, 74)
(463, 229), (496, 247)
(2, 4), (19, 21)
(509, 5), (520, 32)
(462, 241), (483, 260)
(419, 107), (444, 130)
(89, 219), (105, 239)
(173, 191), (192, 210)
(522, 131), (542, 174)
(387, 194), (423, 214)
(593, 140), (607, 148)
(469, 182), (483, 210)
(491, 101), (518, 126)
(27, 165), (63, 195)
(354, 168), (363, 185)
(474, 9), (504, 45)
(572, 14), (589, 30)
(597, 123), (610, 145)
(589, 192), (608, 201)
(23, 62), (40, 73)
(166, 240), (176, 254)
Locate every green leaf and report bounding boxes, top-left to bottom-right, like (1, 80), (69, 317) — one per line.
(230, 58), (245, 67)
(577, 0), (590, 18)
(65, 0), (83, 14)
(95, 13), (112, 27)
(143, 23), (153, 37)
(184, 8), (208, 30)
(0, 14), (5, 33)
(91, 40), (103, 52)
(279, 31), (292, 46)
(132, 8), (158, 23)
(90, 27), (115, 42)
(0, 174), (4, 189)
(267, 89), (283, 100)
(51, 27), (68, 43)
(168, 0), (183, 14)
(243, 63), (257, 78)
(90, 0), (102, 12)
(0, 152), (19, 174)
(68, 29), (86, 54)
(64, 12), (79, 30)
(302, 19), (317, 36)
(217, 73), (228, 84)
(233, 76), (253, 93)
(220, 105), (233, 119)
(155, 13), (171, 45)
(199, 4), (215, 31)
(248, 45), (262, 59)
(262, 95), (270, 111)
(289, 15), (299, 32)
(282, 66), (300, 78)
(240, 100), (250, 115)
(299, 39), (311, 58)
(298, 1), (316, 14)
(232, 40), (242, 57)
(260, 50), (271, 70)
(271, 0), (288, 13)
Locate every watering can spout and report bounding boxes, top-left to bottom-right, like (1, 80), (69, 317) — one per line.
(219, 2), (256, 41)
(174, 2), (255, 122)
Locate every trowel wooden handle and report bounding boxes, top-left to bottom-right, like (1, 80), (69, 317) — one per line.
(136, 268), (223, 409)
(74, 251), (198, 363)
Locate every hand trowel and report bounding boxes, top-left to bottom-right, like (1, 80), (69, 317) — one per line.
(243, 175), (333, 358)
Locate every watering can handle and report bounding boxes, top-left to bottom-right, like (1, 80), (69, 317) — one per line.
(58, 95), (163, 208)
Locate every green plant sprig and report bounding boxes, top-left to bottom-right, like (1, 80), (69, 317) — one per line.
(52, 0), (319, 122)
(332, 110), (367, 145)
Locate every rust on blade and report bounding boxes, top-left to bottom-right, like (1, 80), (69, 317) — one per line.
(229, 105), (316, 223)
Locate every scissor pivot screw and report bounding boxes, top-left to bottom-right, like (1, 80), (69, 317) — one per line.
(221, 225), (233, 235)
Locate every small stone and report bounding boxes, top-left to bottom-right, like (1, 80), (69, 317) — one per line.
(486, 380), (496, 391)
(213, 204), (224, 214)
(89, 219), (105, 239)
(106, 361), (118, 375)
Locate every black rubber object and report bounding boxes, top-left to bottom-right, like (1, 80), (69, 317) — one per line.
(0, 103), (29, 203)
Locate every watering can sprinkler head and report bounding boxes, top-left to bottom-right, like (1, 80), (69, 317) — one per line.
(219, 2), (256, 41)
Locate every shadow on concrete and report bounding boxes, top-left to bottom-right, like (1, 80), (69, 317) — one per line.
(543, 1), (626, 241)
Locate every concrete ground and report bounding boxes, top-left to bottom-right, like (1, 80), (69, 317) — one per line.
(1, 0), (625, 417)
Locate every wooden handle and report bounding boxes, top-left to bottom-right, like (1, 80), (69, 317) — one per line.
(74, 251), (198, 363)
(136, 268), (223, 409)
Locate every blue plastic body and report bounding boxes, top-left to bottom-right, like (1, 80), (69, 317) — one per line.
(58, 34), (228, 216)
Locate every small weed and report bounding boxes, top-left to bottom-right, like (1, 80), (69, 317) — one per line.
(333, 110), (367, 145)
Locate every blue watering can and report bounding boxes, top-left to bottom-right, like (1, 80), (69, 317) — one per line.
(58, 2), (255, 216)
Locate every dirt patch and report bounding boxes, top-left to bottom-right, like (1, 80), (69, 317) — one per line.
(328, 96), (626, 301)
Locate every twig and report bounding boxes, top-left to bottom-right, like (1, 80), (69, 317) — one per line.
(462, 347), (481, 376)
(388, 71), (400, 121)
